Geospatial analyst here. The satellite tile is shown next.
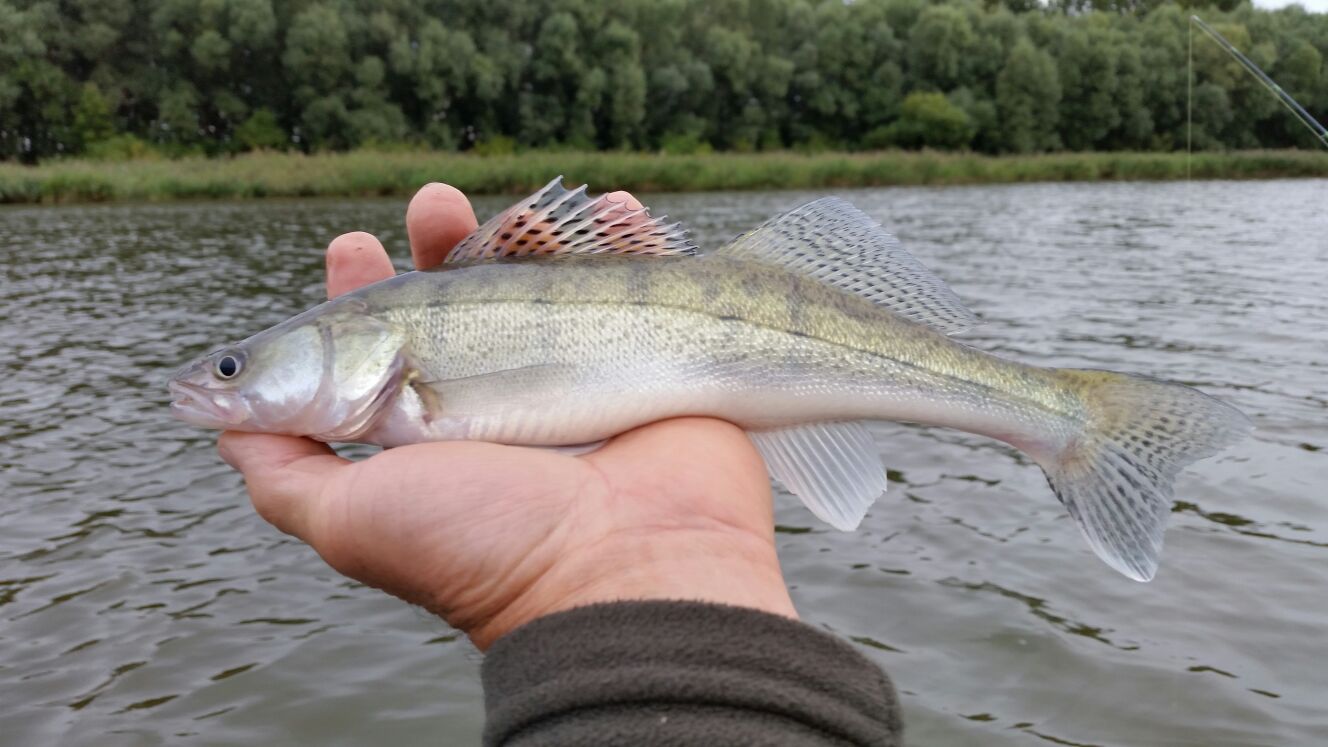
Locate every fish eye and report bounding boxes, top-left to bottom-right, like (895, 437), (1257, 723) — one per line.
(214, 352), (244, 380)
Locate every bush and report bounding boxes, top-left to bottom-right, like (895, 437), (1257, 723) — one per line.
(84, 134), (162, 161)
(794, 132), (840, 154)
(235, 109), (289, 152)
(659, 132), (712, 155)
(472, 135), (517, 156)
(72, 83), (115, 150)
(865, 92), (975, 151)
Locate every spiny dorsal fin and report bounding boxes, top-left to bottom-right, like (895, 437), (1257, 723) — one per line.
(444, 177), (697, 263)
(747, 420), (888, 531)
(717, 198), (978, 335)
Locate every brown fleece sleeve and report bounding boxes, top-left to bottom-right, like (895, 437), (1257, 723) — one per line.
(481, 601), (902, 746)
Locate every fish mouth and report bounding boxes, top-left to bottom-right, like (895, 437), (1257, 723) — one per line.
(169, 380), (244, 427)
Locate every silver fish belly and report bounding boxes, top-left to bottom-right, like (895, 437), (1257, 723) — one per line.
(360, 256), (1071, 459)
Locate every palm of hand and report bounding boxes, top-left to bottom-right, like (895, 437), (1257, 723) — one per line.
(219, 184), (794, 648)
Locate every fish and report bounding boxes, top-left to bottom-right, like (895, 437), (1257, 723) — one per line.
(170, 177), (1252, 582)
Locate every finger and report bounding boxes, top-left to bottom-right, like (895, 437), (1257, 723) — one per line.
(406, 183), (479, 269)
(597, 417), (764, 475)
(326, 231), (395, 299)
(218, 431), (350, 541)
(605, 190), (643, 211)
(590, 417), (772, 516)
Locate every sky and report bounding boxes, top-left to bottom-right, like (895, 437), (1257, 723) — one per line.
(1252, 0), (1328, 10)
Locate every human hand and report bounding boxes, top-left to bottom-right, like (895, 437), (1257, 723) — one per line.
(218, 183), (796, 649)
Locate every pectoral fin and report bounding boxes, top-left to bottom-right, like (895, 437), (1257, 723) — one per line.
(747, 420), (888, 531)
(413, 363), (575, 413)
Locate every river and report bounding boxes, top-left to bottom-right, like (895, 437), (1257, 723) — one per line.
(2, 179), (1325, 745)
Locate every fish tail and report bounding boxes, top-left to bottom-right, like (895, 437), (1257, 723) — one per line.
(1041, 369), (1251, 582)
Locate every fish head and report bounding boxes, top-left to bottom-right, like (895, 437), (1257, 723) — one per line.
(170, 304), (407, 440)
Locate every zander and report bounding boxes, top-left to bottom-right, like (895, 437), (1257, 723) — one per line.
(170, 178), (1250, 582)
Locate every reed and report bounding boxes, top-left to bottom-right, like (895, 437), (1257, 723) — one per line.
(2, 149), (1326, 204)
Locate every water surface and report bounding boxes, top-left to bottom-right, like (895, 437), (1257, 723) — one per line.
(2, 180), (1326, 745)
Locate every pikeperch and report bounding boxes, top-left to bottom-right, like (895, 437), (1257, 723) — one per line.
(170, 178), (1251, 581)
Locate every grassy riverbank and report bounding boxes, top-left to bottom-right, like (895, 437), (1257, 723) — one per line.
(3, 149), (1326, 204)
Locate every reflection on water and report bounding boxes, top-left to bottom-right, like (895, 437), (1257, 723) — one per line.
(936, 578), (1137, 651)
(2, 180), (1326, 745)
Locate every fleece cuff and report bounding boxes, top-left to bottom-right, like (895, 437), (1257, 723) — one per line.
(481, 600), (901, 746)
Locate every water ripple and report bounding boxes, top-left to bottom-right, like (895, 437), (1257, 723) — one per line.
(2, 181), (1326, 745)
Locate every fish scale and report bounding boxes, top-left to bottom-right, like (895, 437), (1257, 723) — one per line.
(170, 177), (1251, 582)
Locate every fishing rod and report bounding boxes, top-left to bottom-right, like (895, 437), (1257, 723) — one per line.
(1188, 15), (1328, 153)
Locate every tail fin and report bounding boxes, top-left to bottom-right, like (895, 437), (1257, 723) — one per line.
(1043, 370), (1251, 582)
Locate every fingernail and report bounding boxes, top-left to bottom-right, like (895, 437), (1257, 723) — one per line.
(605, 191), (643, 210)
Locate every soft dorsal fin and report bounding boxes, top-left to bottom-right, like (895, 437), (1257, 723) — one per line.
(717, 198), (978, 335)
(444, 177), (697, 263)
(747, 420), (888, 531)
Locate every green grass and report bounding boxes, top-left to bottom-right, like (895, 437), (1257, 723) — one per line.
(2, 149), (1326, 204)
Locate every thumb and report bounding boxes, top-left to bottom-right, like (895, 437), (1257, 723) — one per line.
(218, 431), (350, 542)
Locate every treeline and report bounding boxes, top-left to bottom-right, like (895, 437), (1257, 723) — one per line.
(1, 0), (1325, 162)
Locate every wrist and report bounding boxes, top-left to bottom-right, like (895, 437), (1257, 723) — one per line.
(469, 527), (796, 650)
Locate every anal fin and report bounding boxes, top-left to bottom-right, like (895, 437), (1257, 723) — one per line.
(747, 421), (887, 531)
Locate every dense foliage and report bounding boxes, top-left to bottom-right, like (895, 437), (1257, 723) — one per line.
(1, 0), (1325, 162)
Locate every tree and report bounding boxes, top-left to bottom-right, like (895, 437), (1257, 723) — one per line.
(908, 5), (978, 91)
(3, 0), (1326, 160)
(283, 2), (352, 149)
(997, 38), (1062, 152)
(1055, 23), (1124, 150)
